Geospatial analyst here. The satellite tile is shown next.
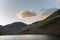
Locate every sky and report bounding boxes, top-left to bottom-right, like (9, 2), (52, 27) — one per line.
(0, 0), (60, 25)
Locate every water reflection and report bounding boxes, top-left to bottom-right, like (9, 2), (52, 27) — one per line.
(0, 35), (60, 40)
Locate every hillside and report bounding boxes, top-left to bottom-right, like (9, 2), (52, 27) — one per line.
(17, 9), (60, 35)
(0, 9), (60, 35)
(0, 22), (27, 35)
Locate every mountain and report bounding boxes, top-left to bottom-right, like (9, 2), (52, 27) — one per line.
(0, 22), (27, 35)
(17, 9), (60, 35)
(0, 25), (4, 35)
(0, 8), (60, 35)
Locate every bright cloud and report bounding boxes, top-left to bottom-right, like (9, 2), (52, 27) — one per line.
(17, 10), (36, 19)
(40, 8), (58, 20)
(16, 10), (41, 24)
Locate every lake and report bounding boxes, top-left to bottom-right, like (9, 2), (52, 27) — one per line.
(0, 35), (60, 40)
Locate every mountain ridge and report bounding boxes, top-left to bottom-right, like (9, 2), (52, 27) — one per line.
(0, 9), (60, 35)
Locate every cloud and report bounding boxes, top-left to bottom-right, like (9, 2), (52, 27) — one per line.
(55, 0), (60, 4)
(40, 8), (58, 20)
(17, 10), (40, 24)
(17, 10), (36, 19)
(40, 13), (51, 20)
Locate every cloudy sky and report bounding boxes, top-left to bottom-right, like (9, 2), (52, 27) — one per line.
(0, 0), (60, 25)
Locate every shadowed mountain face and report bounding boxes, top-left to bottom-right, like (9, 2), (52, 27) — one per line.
(0, 22), (27, 35)
(20, 17), (60, 35)
(16, 9), (60, 35)
(0, 25), (4, 34)
(0, 9), (60, 35)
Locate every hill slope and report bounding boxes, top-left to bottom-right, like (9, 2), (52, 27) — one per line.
(0, 9), (60, 35)
(17, 9), (60, 35)
(0, 22), (27, 35)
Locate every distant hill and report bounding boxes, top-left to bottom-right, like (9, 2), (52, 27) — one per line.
(0, 22), (27, 35)
(0, 25), (4, 35)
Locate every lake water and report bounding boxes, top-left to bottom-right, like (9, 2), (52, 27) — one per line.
(0, 35), (60, 40)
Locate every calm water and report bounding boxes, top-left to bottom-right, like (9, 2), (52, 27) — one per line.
(0, 35), (60, 40)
